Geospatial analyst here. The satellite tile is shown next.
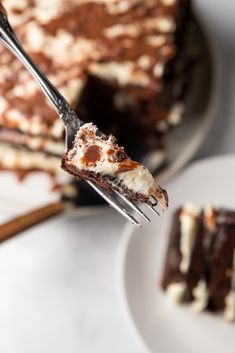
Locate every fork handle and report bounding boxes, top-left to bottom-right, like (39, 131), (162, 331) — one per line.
(0, 12), (80, 129)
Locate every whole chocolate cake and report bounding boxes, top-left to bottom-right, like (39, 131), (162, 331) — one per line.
(161, 203), (235, 323)
(0, 0), (192, 178)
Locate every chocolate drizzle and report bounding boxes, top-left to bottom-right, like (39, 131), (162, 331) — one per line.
(81, 144), (101, 165)
(116, 159), (140, 173)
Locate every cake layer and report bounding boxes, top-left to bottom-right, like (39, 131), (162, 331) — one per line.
(0, 128), (64, 156)
(161, 204), (235, 322)
(209, 210), (235, 316)
(0, 143), (61, 174)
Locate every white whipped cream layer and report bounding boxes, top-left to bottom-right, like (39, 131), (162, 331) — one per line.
(0, 130), (64, 156)
(179, 203), (200, 273)
(224, 291), (235, 323)
(89, 62), (150, 87)
(166, 282), (186, 303)
(191, 280), (209, 313)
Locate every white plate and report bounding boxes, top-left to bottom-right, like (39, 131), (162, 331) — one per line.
(118, 155), (235, 353)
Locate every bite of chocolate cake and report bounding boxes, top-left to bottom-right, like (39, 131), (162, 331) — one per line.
(62, 123), (168, 209)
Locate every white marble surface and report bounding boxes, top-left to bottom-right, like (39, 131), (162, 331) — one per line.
(0, 1), (235, 353)
(0, 209), (134, 353)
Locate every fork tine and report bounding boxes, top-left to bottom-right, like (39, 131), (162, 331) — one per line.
(114, 191), (151, 222)
(150, 195), (158, 207)
(145, 202), (160, 216)
(87, 181), (141, 227)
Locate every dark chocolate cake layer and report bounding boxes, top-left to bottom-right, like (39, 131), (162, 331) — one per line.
(162, 209), (184, 290)
(209, 210), (235, 314)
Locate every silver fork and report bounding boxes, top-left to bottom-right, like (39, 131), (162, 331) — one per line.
(0, 12), (159, 226)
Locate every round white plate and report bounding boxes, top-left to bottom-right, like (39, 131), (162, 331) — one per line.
(118, 155), (235, 353)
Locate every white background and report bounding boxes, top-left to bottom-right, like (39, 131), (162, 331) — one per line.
(0, 0), (235, 352)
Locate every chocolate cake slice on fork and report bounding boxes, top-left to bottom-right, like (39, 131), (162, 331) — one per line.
(62, 123), (168, 209)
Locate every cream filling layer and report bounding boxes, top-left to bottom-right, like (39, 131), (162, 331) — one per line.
(166, 282), (186, 303)
(0, 144), (61, 173)
(0, 112), (65, 139)
(191, 280), (209, 313)
(89, 62), (150, 87)
(224, 292), (235, 323)
(179, 203), (200, 273)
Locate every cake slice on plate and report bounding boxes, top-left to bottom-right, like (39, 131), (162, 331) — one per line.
(161, 203), (204, 303)
(161, 203), (235, 322)
(61, 123), (168, 210)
